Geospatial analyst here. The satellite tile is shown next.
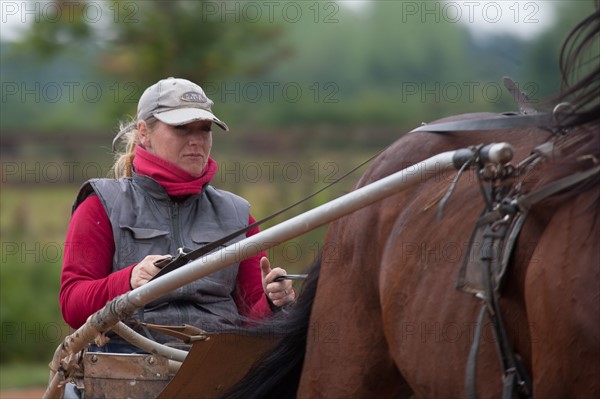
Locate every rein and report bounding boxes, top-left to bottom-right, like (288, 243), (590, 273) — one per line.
(151, 147), (386, 279)
(153, 78), (566, 278)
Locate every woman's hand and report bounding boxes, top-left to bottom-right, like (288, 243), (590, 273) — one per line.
(130, 254), (172, 289)
(260, 257), (296, 307)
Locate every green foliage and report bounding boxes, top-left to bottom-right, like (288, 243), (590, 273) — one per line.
(12, 1), (289, 84)
(12, 1), (93, 58)
(2, 0), (290, 131)
(99, 1), (290, 86)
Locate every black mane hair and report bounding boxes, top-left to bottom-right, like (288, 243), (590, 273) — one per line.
(220, 256), (321, 399)
(555, 2), (600, 128)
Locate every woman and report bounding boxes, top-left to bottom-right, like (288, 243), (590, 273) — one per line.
(60, 77), (295, 349)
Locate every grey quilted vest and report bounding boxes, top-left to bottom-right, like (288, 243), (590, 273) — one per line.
(74, 173), (250, 338)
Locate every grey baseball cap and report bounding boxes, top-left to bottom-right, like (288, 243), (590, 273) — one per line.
(137, 77), (229, 131)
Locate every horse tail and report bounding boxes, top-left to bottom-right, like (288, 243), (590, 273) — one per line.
(221, 255), (321, 399)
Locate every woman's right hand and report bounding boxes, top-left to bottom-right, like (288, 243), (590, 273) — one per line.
(130, 254), (172, 289)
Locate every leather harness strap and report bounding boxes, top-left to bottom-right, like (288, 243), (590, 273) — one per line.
(465, 163), (600, 399)
(517, 165), (600, 211)
(414, 87), (596, 399)
(461, 144), (599, 399)
(450, 145), (535, 399)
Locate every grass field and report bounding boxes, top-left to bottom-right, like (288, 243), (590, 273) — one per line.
(1, 185), (75, 390)
(0, 364), (49, 390)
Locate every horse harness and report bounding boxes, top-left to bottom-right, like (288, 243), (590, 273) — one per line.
(414, 95), (600, 399)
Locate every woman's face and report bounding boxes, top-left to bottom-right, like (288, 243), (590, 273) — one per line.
(138, 119), (213, 177)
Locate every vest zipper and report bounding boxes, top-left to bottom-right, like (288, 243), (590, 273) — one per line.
(171, 202), (183, 250)
(171, 201), (192, 325)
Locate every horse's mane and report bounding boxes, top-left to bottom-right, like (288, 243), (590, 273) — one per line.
(221, 257), (321, 399)
(524, 3), (600, 204)
(537, 3), (600, 200)
(555, 3), (600, 128)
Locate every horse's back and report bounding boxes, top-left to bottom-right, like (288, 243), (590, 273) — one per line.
(376, 125), (551, 397)
(301, 120), (599, 398)
(301, 122), (551, 397)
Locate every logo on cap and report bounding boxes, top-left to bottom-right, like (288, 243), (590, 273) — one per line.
(181, 91), (208, 103)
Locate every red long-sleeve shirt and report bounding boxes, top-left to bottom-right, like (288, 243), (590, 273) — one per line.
(60, 150), (272, 329)
(60, 195), (271, 328)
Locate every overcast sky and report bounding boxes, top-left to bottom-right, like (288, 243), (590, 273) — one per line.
(339, 0), (557, 40)
(1, 1), (558, 42)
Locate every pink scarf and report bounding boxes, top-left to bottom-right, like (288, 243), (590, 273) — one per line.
(133, 146), (218, 196)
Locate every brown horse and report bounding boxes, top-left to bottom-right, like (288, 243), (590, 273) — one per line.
(223, 8), (600, 399)
(294, 120), (599, 399)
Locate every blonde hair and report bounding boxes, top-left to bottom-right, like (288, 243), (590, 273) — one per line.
(110, 117), (159, 178)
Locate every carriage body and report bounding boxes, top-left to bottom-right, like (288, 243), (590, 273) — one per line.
(62, 332), (278, 399)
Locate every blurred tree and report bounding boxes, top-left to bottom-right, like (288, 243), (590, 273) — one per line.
(4, 0), (292, 131)
(15, 0), (291, 87)
(99, 1), (291, 86)
(13, 0), (93, 57)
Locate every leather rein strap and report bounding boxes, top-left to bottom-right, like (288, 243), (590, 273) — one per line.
(151, 148), (385, 280)
(517, 164), (600, 211)
(154, 90), (563, 278)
